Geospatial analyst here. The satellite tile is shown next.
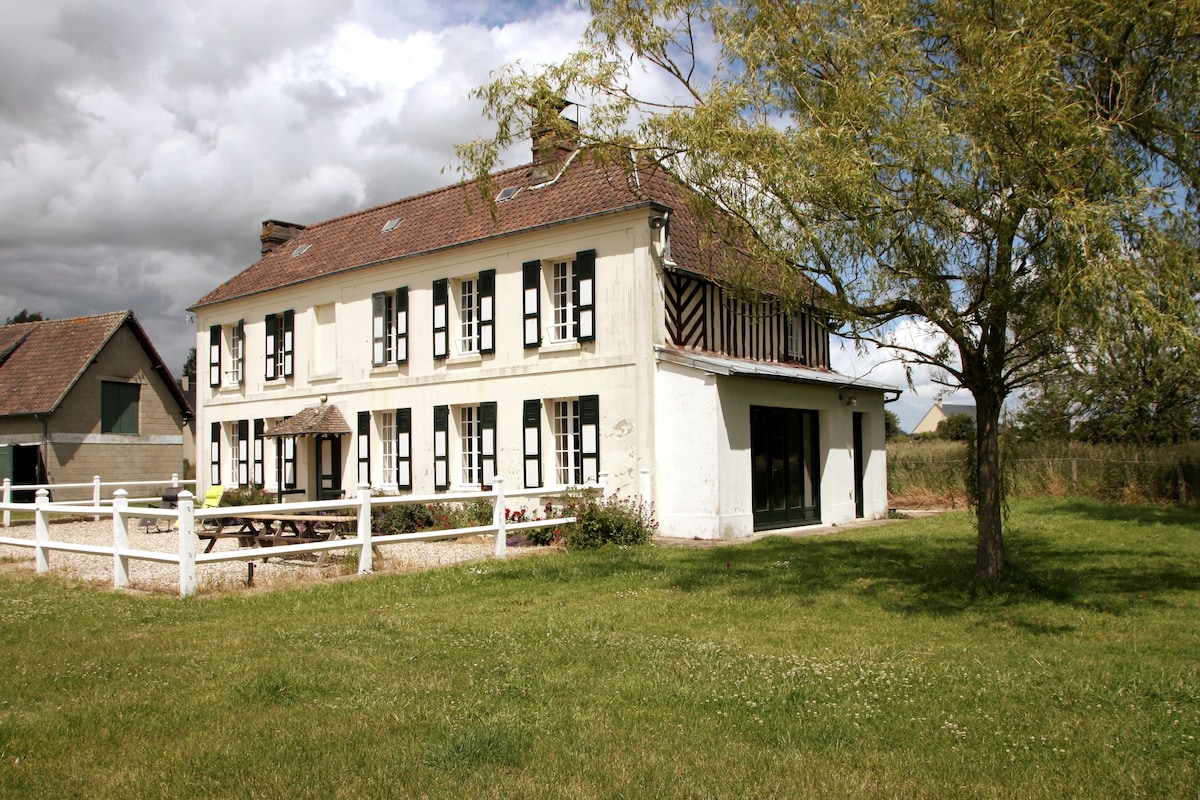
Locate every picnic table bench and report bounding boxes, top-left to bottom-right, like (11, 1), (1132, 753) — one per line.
(198, 513), (357, 554)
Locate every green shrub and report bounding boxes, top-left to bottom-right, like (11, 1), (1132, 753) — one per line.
(371, 498), (495, 535)
(219, 486), (276, 507)
(554, 491), (657, 550)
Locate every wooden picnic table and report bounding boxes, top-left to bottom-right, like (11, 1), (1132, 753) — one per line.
(198, 513), (357, 553)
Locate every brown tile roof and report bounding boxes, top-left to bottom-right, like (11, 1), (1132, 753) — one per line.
(0, 311), (192, 418)
(190, 149), (737, 309)
(263, 403), (352, 437)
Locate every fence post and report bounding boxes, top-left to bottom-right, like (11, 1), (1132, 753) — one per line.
(112, 489), (130, 589)
(3, 478), (10, 528)
(177, 490), (196, 597)
(492, 477), (507, 559)
(357, 483), (373, 575)
(93, 476), (102, 521)
(34, 488), (50, 574)
(639, 468), (651, 502)
(172, 473), (179, 488)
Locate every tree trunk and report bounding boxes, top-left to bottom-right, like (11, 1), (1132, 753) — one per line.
(973, 388), (1005, 581)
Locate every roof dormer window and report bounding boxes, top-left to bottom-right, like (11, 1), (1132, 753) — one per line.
(381, 218), (403, 233)
(495, 187), (520, 202)
(291, 243), (311, 257)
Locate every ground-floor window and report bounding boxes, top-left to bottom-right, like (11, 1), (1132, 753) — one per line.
(750, 406), (820, 530)
(553, 399), (581, 485)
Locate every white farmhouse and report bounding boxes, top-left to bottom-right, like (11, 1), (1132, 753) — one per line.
(190, 129), (898, 539)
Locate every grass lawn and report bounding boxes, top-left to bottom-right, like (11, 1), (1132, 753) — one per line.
(1, 498), (1196, 799)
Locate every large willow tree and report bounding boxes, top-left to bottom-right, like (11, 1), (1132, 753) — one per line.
(458, 0), (1200, 580)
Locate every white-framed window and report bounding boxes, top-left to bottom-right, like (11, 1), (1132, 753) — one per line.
(553, 399), (581, 485)
(456, 402), (497, 489)
(523, 250), (595, 347)
(265, 310), (294, 380)
(458, 278), (479, 355)
(549, 260), (574, 343)
(550, 395), (599, 485)
(380, 411), (396, 487)
(227, 321), (244, 386)
(372, 289), (408, 366)
(460, 405), (481, 485)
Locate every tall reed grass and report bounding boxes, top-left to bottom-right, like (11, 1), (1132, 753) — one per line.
(888, 439), (1200, 508)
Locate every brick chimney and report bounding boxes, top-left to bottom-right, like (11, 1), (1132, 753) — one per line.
(530, 99), (579, 183)
(260, 220), (306, 255)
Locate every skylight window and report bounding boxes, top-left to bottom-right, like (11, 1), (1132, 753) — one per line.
(495, 187), (520, 202)
(382, 218), (403, 233)
(291, 243), (311, 257)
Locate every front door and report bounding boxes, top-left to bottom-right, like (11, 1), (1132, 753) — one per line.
(751, 406), (820, 530)
(315, 435), (343, 501)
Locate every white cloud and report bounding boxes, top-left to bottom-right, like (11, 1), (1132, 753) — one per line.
(0, 0), (590, 373)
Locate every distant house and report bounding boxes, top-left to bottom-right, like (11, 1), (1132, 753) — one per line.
(0, 311), (192, 500)
(190, 124), (898, 539)
(912, 401), (977, 435)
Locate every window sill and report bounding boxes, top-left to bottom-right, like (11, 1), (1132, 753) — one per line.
(446, 352), (483, 366)
(310, 372), (341, 383)
(539, 340), (582, 354)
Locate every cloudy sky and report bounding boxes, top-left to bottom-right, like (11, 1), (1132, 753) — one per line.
(0, 0), (963, 431)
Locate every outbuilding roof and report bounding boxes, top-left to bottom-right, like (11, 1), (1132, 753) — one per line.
(0, 311), (191, 419)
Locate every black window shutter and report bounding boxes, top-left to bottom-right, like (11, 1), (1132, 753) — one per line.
(579, 394), (600, 483)
(574, 249), (596, 341)
(433, 404), (449, 490)
(522, 260), (541, 348)
(357, 411), (371, 486)
(264, 314), (278, 379)
(395, 287), (409, 363)
(281, 310), (294, 377)
(523, 399), (542, 488)
(371, 292), (387, 365)
(396, 407), (412, 490)
(252, 419), (265, 486)
(432, 278), (448, 359)
(479, 401), (497, 488)
(208, 325), (221, 387)
(479, 269), (495, 354)
(236, 419), (250, 487)
(210, 421), (222, 487)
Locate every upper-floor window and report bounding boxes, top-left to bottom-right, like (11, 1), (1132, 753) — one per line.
(372, 288), (408, 366)
(433, 270), (494, 360)
(100, 381), (139, 434)
(785, 309), (830, 368)
(524, 250), (595, 348)
(458, 278), (479, 355)
(265, 310), (294, 380)
(208, 321), (244, 388)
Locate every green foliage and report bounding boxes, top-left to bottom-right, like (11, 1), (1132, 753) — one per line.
(554, 490), (658, 549)
(3, 309), (43, 325)
(219, 486), (275, 507)
(934, 413), (974, 442)
(371, 497), (495, 535)
(884, 409), (904, 441)
(458, 0), (1200, 581)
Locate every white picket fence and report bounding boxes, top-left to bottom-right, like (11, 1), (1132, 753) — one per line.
(1, 474), (196, 526)
(0, 477), (577, 597)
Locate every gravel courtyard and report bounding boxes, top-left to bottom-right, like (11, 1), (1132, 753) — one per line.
(0, 516), (502, 595)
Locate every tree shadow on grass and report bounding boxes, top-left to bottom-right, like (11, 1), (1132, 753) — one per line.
(656, 514), (1200, 621)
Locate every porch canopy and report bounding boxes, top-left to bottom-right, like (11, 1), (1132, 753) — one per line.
(263, 403), (352, 438)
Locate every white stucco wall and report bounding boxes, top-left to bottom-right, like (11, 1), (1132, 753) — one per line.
(196, 211), (662, 504)
(655, 362), (890, 539)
